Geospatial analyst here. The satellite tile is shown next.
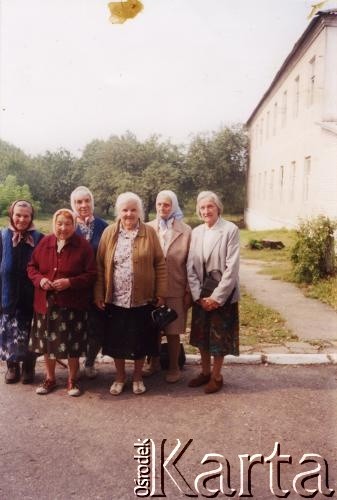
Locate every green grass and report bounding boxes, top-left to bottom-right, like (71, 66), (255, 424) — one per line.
(299, 278), (337, 311)
(241, 228), (337, 310)
(240, 228), (296, 262)
(239, 289), (297, 346)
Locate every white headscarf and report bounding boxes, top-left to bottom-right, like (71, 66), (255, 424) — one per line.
(156, 190), (183, 230)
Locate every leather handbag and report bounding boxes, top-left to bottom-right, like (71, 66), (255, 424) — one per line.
(151, 305), (178, 330)
(200, 268), (222, 298)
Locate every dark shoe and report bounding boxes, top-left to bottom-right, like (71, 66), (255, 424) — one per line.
(22, 359), (36, 384)
(188, 372), (211, 388)
(36, 379), (57, 395)
(5, 362), (20, 384)
(204, 376), (223, 394)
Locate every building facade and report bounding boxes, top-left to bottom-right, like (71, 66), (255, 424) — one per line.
(245, 10), (337, 229)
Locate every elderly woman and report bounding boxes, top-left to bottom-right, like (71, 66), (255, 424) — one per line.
(146, 190), (191, 383)
(94, 192), (167, 396)
(28, 209), (96, 396)
(70, 186), (108, 378)
(187, 191), (240, 394)
(0, 200), (43, 384)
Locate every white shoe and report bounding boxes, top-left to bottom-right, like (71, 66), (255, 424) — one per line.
(133, 380), (146, 395)
(67, 379), (81, 397)
(110, 381), (125, 396)
(83, 364), (98, 379)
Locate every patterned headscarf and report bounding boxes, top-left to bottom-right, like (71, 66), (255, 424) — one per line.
(8, 200), (35, 247)
(156, 190), (183, 230)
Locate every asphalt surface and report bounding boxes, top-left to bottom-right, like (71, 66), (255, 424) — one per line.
(1, 362), (336, 500)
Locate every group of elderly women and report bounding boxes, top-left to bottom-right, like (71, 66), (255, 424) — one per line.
(0, 188), (239, 397)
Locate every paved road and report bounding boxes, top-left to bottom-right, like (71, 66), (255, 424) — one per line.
(0, 362), (336, 499)
(240, 259), (337, 341)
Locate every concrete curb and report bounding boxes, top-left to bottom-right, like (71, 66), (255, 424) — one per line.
(36, 353), (337, 366)
(186, 353), (336, 365)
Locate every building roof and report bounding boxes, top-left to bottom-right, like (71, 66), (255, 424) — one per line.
(246, 9), (337, 126)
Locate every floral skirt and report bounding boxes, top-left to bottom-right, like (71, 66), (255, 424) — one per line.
(29, 305), (88, 359)
(0, 311), (33, 362)
(190, 301), (239, 356)
(103, 304), (159, 360)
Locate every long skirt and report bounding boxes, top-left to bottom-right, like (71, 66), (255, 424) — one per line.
(103, 304), (159, 360)
(190, 301), (239, 356)
(0, 310), (33, 362)
(29, 305), (88, 359)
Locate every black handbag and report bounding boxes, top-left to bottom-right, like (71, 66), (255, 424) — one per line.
(151, 305), (178, 330)
(200, 268), (222, 298)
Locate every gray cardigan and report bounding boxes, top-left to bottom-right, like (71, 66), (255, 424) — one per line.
(187, 218), (240, 306)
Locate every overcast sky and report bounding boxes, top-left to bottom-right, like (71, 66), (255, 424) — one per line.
(0, 0), (332, 156)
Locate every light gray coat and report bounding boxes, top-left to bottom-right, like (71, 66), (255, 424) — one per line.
(187, 218), (240, 306)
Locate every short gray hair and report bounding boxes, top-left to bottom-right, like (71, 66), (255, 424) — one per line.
(196, 191), (223, 218)
(115, 192), (144, 221)
(70, 186), (94, 214)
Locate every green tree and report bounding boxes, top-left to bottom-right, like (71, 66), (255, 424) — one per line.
(32, 150), (77, 211)
(0, 175), (39, 215)
(186, 124), (248, 213)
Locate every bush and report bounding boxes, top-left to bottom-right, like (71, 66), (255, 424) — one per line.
(291, 215), (337, 283)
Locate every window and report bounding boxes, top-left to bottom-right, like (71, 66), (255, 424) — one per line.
(308, 57), (316, 106)
(273, 102), (278, 135)
(290, 161), (296, 202)
(263, 171), (267, 199)
(257, 173), (262, 200)
(269, 169), (275, 200)
(282, 90), (287, 127)
(279, 165), (285, 201)
(303, 157), (311, 201)
(294, 76), (300, 117)
(266, 111), (270, 139)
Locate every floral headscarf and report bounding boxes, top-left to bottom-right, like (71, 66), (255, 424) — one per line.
(8, 200), (35, 247)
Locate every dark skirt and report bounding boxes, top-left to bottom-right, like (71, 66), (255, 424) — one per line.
(103, 304), (159, 360)
(0, 311), (33, 362)
(29, 305), (88, 359)
(190, 301), (239, 356)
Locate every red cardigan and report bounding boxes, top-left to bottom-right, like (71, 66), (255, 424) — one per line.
(27, 233), (97, 314)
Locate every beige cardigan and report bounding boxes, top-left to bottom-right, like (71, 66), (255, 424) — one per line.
(94, 220), (167, 306)
(147, 219), (191, 298)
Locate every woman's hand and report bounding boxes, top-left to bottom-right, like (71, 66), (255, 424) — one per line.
(95, 299), (106, 311)
(52, 278), (71, 292)
(40, 278), (54, 291)
(156, 297), (165, 307)
(200, 297), (220, 312)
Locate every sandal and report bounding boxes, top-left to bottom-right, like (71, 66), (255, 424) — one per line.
(133, 380), (146, 395)
(110, 381), (125, 396)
